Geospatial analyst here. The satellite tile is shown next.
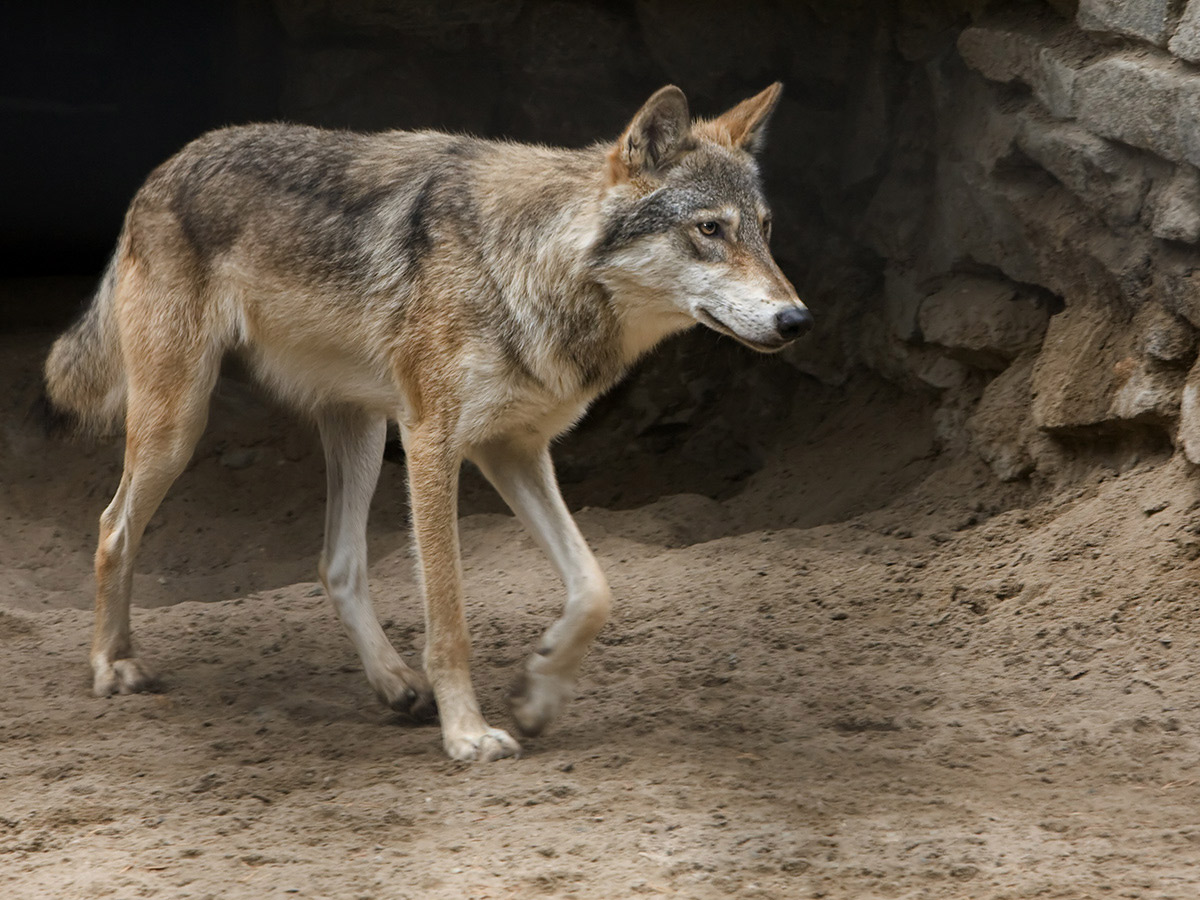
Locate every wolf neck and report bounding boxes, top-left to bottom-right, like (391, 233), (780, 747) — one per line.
(477, 147), (694, 395)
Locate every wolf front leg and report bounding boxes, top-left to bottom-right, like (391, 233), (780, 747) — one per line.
(469, 440), (612, 736)
(403, 421), (521, 761)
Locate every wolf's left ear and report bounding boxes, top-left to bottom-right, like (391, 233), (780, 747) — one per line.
(608, 85), (692, 183)
(698, 82), (784, 154)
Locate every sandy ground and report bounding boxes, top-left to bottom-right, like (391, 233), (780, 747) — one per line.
(3, 328), (1200, 900)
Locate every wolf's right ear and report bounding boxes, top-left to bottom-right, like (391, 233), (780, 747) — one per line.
(696, 82), (783, 154)
(607, 85), (692, 183)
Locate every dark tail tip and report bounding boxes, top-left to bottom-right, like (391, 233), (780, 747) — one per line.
(29, 386), (77, 439)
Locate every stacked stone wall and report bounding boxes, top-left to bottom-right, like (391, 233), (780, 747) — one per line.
(821, 1), (1200, 481)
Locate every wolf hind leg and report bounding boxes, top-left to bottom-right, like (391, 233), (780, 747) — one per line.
(469, 440), (612, 737)
(92, 342), (219, 697)
(316, 406), (433, 717)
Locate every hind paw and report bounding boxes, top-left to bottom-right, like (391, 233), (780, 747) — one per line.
(93, 657), (159, 697)
(370, 663), (436, 720)
(510, 671), (573, 736)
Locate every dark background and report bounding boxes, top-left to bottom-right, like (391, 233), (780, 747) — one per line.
(2, 2), (279, 277)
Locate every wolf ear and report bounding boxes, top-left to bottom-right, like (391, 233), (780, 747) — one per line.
(697, 82), (783, 154)
(608, 85), (692, 183)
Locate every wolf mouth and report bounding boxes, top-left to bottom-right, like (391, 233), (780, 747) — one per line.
(696, 307), (789, 353)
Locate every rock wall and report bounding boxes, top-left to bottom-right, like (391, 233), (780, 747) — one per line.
(805, 0), (1200, 483)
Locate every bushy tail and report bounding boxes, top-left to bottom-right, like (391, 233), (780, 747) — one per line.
(42, 253), (126, 437)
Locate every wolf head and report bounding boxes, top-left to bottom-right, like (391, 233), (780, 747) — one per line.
(594, 83), (811, 353)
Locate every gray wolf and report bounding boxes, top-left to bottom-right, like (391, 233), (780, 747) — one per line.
(43, 83), (811, 761)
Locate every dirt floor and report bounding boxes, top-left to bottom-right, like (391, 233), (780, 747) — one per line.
(3, 327), (1200, 900)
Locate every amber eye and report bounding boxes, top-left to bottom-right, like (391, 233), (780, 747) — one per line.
(697, 221), (721, 237)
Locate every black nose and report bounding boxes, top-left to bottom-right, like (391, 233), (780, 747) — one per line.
(775, 306), (814, 340)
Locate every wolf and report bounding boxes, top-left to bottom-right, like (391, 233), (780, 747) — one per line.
(43, 83), (811, 761)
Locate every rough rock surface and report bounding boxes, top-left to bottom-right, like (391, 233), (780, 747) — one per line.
(917, 276), (1049, 369)
(1169, 0), (1200, 62)
(1150, 164), (1200, 243)
(1077, 0), (1182, 47)
(1179, 357), (1200, 463)
(867, 3), (1200, 480)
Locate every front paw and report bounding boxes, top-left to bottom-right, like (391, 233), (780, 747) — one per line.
(443, 726), (521, 762)
(93, 657), (159, 697)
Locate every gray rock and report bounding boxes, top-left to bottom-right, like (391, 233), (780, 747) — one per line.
(912, 352), (971, 392)
(1034, 40), (1090, 119)
(1150, 164), (1200, 243)
(966, 167), (1152, 311)
(1169, 1), (1200, 63)
(502, 2), (640, 145)
(957, 20), (1046, 85)
(956, 18), (1096, 120)
(918, 276), (1049, 369)
(1074, 52), (1190, 164)
(924, 75), (1156, 305)
(1104, 362), (1180, 424)
(1153, 244), (1200, 328)
(854, 316), (915, 389)
(1017, 111), (1151, 227)
(1178, 356), (1200, 463)
(1176, 76), (1200, 171)
(1031, 304), (1131, 432)
(1108, 361), (1184, 422)
(513, 1), (635, 88)
(968, 355), (1038, 481)
(932, 402), (973, 453)
(1138, 304), (1198, 363)
(1077, 0), (1181, 47)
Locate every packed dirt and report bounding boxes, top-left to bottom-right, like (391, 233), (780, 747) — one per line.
(3, 325), (1200, 900)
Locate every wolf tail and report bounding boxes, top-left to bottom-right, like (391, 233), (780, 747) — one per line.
(42, 252), (126, 437)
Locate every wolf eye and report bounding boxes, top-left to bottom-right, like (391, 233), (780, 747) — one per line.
(697, 221), (721, 237)
(762, 218), (773, 242)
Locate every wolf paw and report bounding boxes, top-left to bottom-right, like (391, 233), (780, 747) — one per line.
(370, 664), (436, 720)
(443, 727), (521, 762)
(93, 657), (159, 697)
(510, 671), (573, 736)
